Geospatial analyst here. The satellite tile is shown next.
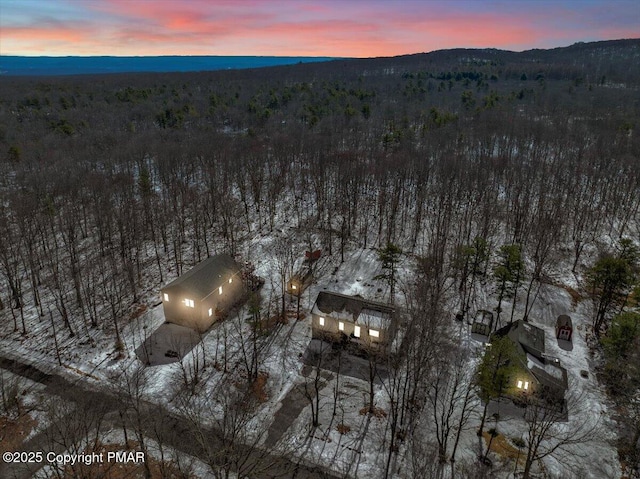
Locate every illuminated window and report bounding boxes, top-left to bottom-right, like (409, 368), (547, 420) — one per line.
(292, 284), (297, 290)
(354, 325), (361, 338)
(219, 286), (223, 295)
(517, 380), (523, 389)
(338, 322), (344, 331)
(228, 277), (233, 284)
(524, 381), (529, 390)
(185, 298), (194, 308)
(208, 308), (213, 317)
(319, 317), (325, 326)
(369, 329), (379, 338)
(163, 293), (169, 302)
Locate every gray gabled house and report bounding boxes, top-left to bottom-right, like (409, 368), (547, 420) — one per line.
(495, 320), (568, 403)
(160, 254), (245, 332)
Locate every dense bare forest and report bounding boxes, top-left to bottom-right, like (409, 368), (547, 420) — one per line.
(1, 39), (639, 478)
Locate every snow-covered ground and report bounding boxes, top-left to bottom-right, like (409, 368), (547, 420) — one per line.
(31, 428), (214, 479)
(449, 274), (622, 478)
(0, 221), (630, 479)
(276, 371), (392, 478)
(0, 370), (51, 443)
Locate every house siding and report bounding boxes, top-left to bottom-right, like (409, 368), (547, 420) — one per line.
(160, 255), (245, 332)
(160, 290), (203, 331)
(311, 312), (389, 350)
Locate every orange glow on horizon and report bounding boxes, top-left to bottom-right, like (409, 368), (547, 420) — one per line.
(1, 1), (638, 57)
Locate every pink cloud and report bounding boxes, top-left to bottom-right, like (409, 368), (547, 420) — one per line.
(1, 1), (637, 57)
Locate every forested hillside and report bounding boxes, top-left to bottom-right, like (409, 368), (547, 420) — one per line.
(0, 39), (639, 478)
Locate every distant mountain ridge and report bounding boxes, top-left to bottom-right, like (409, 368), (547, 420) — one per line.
(1, 39), (638, 79)
(0, 55), (341, 76)
(279, 38), (640, 86)
(331, 39), (640, 73)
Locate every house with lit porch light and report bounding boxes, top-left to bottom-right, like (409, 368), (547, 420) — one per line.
(311, 291), (396, 353)
(160, 254), (245, 332)
(495, 320), (568, 406)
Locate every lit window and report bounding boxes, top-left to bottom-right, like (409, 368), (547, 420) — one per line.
(292, 284), (297, 290)
(219, 286), (223, 295)
(228, 277), (233, 284)
(185, 299), (194, 308)
(163, 293), (169, 302)
(319, 317), (325, 326)
(354, 325), (361, 338)
(369, 329), (379, 338)
(524, 381), (529, 390)
(338, 322), (344, 331)
(208, 308), (213, 317)
(517, 380), (523, 389)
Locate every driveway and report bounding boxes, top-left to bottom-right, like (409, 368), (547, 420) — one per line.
(135, 322), (202, 366)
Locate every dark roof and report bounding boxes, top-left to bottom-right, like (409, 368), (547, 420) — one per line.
(495, 320), (546, 361)
(312, 291), (394, 324)
(530, 364), (568, 398)
(161, 254), (240, 300)
(556, 314), (572, 328)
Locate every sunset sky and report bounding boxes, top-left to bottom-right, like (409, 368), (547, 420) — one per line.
(1, 0), (638, 57)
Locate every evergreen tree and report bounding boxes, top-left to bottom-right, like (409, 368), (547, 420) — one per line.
(375, 242), (403, 304)
(493, 244), (524, 327)
(588, 239), (638, 336)
(454, 236), (490, 320)
(602, 311), (640, 393)
(476, 336), (520, 436)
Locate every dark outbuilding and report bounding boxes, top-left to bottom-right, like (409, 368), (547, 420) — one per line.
(471, 309), (494, 337)
(555, 314), (573, 341)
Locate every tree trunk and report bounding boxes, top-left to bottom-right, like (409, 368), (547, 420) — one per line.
(478, 401), (489, 436)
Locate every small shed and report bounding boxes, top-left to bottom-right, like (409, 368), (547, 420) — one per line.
(555, 315), (573, 341)
(287, 269), (313, 296)
(471, 310), (494, 336)
(304, 249), (322, 262)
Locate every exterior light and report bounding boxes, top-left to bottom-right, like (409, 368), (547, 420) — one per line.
(292, 284), (297, 290)
(208, 308), (213, 317)
(229, 277), (233, 284)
